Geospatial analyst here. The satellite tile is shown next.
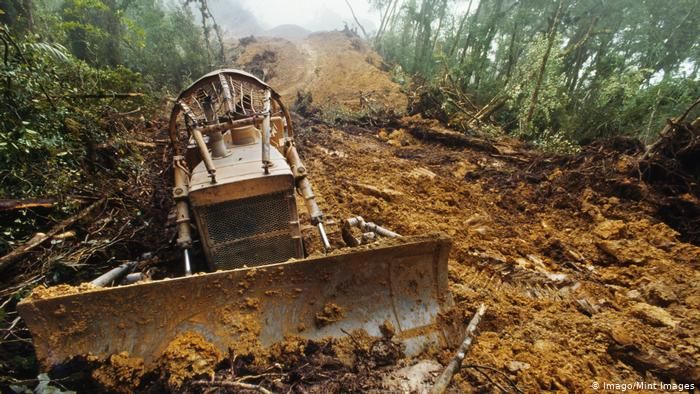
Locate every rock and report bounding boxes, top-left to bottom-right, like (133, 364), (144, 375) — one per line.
(409, 167), (436, 179)
(453, 160), (478, 178)
(381, 360), (442, 393)
(315, 145), (348, 158)
(465, 214), (492, 236)
(610, 324), (635, 346)
(596, 240), (647, 265)
(593, 220), (626, 239)
(626, 289), (642, 301)
(575, 298), (600, 316)
(642, 282), (678, 307)
(685, 295), (700, 308)
(628, 219), (680, 250)
(465, 213), (488, 226)
(629, 302), (678, 328)
(472, 226), (490, 235)
(533, 340), (557, 353)
(385, 129), (417, 147)
(507, 360), (531, 372)
(581, 189), (606, 222)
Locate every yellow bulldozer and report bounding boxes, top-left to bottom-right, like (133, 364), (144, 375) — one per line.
(17, 69), (454, 370)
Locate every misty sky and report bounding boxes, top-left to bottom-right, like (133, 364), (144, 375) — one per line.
(216, 0), (379, 33)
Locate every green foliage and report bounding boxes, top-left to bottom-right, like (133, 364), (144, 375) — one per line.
(0, 28), (145, 196)
(529, 129), (581, 154)
(36, 0), (209, 92)
(376, 0), (700, 148)
(121, 1), (209, 91)
(1, 28), (150, 249)
(0, 0), (214, 250)
(567, 67), (649, 140)
(0, 25), (152, 252)
(58, 0), (123, 67)
(508, 33), (568, 138)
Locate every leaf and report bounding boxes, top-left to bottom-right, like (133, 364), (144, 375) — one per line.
(25, 42), (72, 63)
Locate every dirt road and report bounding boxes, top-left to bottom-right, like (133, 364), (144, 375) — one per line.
(291, 115), (700, 391)
(236, 31), (407, 113)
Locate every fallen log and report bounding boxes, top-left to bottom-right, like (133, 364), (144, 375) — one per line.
(430, 303), (487, 394)
(471, 95), (508, 125)
(0, 199), (55, 211)
(640, 97), (700, 162)
(406, 126), (500, 154)
(0, 197), (107, 273)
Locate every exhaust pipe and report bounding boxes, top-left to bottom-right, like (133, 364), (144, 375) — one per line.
(90, 261), (136, 288)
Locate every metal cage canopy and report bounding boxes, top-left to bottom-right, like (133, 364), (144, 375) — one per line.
(168, 68), (293, 155)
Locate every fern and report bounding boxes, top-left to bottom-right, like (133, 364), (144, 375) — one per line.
(24, 42), (72, 63)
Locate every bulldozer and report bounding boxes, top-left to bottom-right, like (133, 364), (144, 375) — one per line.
(17, 69), (455, 371)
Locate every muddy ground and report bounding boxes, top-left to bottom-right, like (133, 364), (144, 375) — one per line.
(291, 113), (700, 392)
(1, 31), (698, 393)
(79, 111), (698, 393)
(236, 31), (407, 114)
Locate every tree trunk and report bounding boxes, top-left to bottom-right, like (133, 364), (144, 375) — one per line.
(563, 16), (598, 96)
(345, 0), (370, 41)
(448, 0), (473, 58)
(375, 0), (399, 47)
(413, 0), (433, 73)
(21, 0), (34, 32)
(524, 0), (564, 125)
(430, 0), (447, 56)
(203, 0), (226, 64)
(502, 20), (519, 85)
(458, 0), (483, 68)
(103, 0), (122, 67)
(472, 0), (504, 91)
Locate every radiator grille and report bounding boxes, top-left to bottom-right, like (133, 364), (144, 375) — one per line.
(199, 191), (301, 270)
(201, 192), (292, 243)
(210, 232), (299, 270)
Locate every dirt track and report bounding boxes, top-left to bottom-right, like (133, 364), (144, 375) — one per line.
(232, 32), (698, 390)
(236, 31), (407, 113)
(291, 113), (699, 391)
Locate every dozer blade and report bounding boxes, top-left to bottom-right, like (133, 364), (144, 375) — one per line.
(18, 235), (453, 369)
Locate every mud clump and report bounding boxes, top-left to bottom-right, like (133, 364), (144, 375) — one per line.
(217, 306), (264, 359)
(91, 352), (145, 393)
(158, 331), (222, 389)
(27, 283), (98, 300)
(315, 302), (344, 327)
(267, 335), (310, 367)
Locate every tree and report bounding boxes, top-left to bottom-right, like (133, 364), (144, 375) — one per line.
(373, 0), (700, 148)
(524, 0), (564, 125)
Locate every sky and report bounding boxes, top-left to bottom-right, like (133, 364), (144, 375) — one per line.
(212, 0), (380, 34)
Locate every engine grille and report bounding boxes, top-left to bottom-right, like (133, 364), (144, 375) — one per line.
(201, 191), (291, 243)
(210, 233), (299, 270)
(198, 191), (301, 270)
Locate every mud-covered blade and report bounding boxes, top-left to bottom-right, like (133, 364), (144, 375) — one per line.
(18, 235), (453, 369)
